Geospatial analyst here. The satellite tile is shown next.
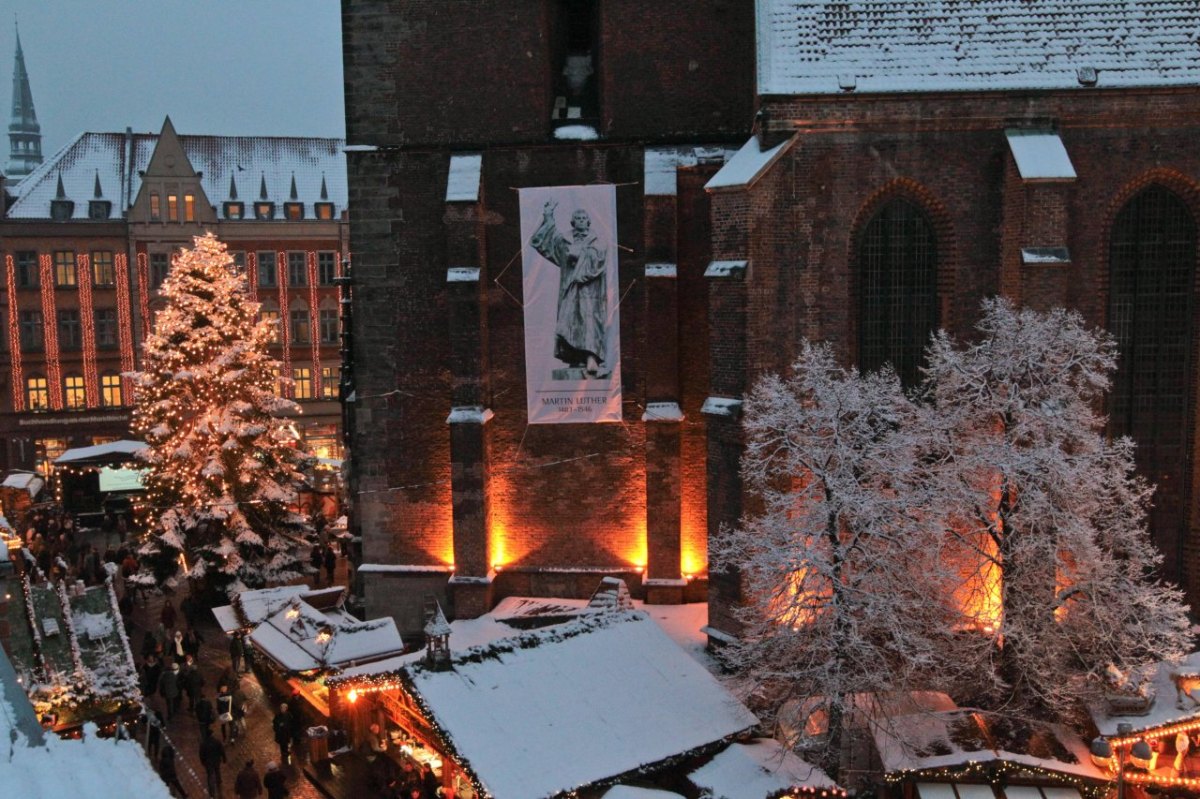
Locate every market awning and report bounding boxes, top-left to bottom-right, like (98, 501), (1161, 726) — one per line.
(54, 440), (147, 467)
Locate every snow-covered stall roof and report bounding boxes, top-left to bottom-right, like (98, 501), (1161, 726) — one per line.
(248, 597), (404, 674)
(8, 130), (346, 221)
(872, 707), (1107, 782)
(392, 611), (759, 799)
(602, 787), (686, 799)
(212, 583), (340, 633)
(0, 645), (171, 799)
(689, 739), (838, 799)
(1090, 651), (1200, 737)
(54, 440), (147, 466)
(2, 471), (44, 497)
(758, 1), (1200, 96)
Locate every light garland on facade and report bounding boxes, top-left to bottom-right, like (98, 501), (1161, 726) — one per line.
(6, 254), (25, 410)
(114, 252), (135, 401)
(38, 254), (63, 409)
(136, 252), (151, 342)
(308, 250), (321, 398)
(1107, 716), (1200, 747)
(247, 251), (258, 293)
(277, 249), (290, 396)
(76, 253), (100, 406)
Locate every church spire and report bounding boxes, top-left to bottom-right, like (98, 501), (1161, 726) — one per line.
(7, 21), (43, 179)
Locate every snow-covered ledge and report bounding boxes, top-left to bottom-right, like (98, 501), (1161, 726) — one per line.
(704, 260), (747, 278)
(701, 396), (743, 417)
(357, 563), (455, 574)
(644, 577), (688, 588)
(446, 266), (480, 283)
(446, 405), (494, 425)
(642, 402), (684, 423)
(448, 570), (496, 586)
(645, 263), (677, 279)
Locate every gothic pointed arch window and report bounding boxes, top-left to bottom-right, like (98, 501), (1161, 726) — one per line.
(1109, 185), (1197, 575)
(857, 198), (938, 387)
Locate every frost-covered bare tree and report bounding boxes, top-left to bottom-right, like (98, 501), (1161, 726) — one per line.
(712, 343), (974, 777)
(920, 298), (1190, 719)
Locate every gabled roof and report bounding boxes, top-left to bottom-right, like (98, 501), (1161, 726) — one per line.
(248, 596), (404, 674)
(688, 739), (839, 799)
(397, 611), (758, 799)
(758, 0), (1200, 96)
(8, 129), (346, 220)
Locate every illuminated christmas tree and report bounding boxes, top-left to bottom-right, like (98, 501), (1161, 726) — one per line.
(130, 232), (311, 594)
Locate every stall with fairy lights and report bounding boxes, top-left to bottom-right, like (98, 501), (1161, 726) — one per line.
(873, 699), (1109, 799)
(325, 598), (765, 799)
(212, 583), (405, 745)
(1, 570), (141, 736)
(1089, 652), (1200, 792)
(52, 440), (147, 516)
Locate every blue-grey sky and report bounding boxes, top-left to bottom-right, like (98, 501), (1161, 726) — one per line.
(4, 1), (345, 158)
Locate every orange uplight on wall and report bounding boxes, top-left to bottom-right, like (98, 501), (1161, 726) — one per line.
(681, 543), (706, 577)
(952, 526), (1002, 634)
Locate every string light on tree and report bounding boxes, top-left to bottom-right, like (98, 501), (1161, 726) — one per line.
(129, 232), (312, 595)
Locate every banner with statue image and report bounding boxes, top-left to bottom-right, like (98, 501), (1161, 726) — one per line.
(519, 185), (621, 424)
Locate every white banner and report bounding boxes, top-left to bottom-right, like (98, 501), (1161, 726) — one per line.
(520, 185), (621, 424)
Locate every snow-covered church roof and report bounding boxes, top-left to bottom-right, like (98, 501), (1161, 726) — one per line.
(8, 129), (346, 221)
(758, 0), (1200, 96)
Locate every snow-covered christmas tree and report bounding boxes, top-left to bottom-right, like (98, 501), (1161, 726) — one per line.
(130, 232), (312, 594)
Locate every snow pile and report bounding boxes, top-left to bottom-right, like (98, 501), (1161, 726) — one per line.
(553, 124), (599, 141)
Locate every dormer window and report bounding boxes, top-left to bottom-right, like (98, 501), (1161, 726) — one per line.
(184, 194), (196, 222)
(254, 202), (276, 220)
(284, 202), (304, 220)
(315, 202), (334, 220)
(88, 200), (112, 220)
(224, 201), (244, 220)
(51, 198), (75, 221)
(150, 193), (162, 221)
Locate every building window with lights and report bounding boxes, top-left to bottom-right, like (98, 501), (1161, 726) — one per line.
(318, 251), (337, 285)
(150, 192), (161, 221)
(261, 306), (280, 344)
(288, 252), (308, 286)
(26, 376), (49, 410)
(64, 375), (86, 409)
(92, 251), (115, 286)
(257, 252), (277, 287)
(315, 202), (334, 220)
(321, 366), (339, 399)
(319, 309), (339, 344)
(54, 250), (77, 287)
(184, 194), (196, 222)
(293, 367), (313, 400)
(150, 253), (170, 289)
(100, 373), (123, 407)
(168, 194), (179, 222)
(290, 308), (311, 343)
(58, 310), (81, 350)
(15, 251), (38, 289)
(19, 310), (42, 352)
(95, 308), (118, 348)
(231, 251), (246, 274)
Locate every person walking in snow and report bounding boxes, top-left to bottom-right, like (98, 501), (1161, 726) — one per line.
(263, 762), (287, 799)
(234, 759), (263, 799)
(199, 728), (227, 798)
(158, 661), (182, 720)
(229, 632), (245, 675)
(159, 743), (188, 798)
(273, 703), (293, 764)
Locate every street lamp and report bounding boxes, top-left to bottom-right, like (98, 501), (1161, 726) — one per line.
(1093, 722), (1137, 799)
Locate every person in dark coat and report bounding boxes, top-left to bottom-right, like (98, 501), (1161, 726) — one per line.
(158, 743), (188, 797)
(272, 703), (293, 764)
(229, 632), (245, 675)
(262, 762), (287, 799)
(158, 661), (182, 720)
(181, 655), (205, 712)
(146, 709), (163, 761)
(182, 627), (202, 659)
(310, 545), (324, 586)
(196, 691), (215, 733)
(323, 545), (337, 585)
(199, 729), (227, 799)
(421, 763), (440, 799)
(234, 759), (263, 799)
(160, 600), (177, 634)
(141, 653), (163, 698)
(287, 693), (305, 752)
